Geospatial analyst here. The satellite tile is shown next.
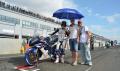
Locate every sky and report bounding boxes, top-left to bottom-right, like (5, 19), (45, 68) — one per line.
(1, 0), (120, 42)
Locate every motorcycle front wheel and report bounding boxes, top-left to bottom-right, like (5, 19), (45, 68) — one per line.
(25, 48), (38, 66)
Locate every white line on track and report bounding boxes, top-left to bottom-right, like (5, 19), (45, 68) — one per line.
(32, 69), (40, 71)
(84, 67), (92, 71)
(19, 69), (28, 71)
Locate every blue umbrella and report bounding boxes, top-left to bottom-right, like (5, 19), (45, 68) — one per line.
(53, 8), (84, 19)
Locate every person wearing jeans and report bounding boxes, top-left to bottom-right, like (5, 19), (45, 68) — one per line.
(78, 20), (92, 66)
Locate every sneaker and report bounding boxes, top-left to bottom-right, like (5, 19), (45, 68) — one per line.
(88, 62), (92, 66)
(39, 55), (44, 60)
(43, 50), (49, 59)
(61, 58), (64, 63)
(54, 58), (59, 63)
(72, 61), (77, 66)
(80, 62), (86, 65)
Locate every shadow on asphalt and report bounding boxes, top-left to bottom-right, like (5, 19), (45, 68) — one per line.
(7, 56), (26, 66)
(7, 56), (71, 66)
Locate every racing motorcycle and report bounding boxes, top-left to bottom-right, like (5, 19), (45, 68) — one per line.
(24, 35), (58, 66)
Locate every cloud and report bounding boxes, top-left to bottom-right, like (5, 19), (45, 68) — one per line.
(5, 0), (77, 17)
(89, 25), (120, 41)
(89, 25), (104, 34)
(95, 13), (100, 17)
(90, 25), (120, 34)
(95, 13), (120, 24)
(106, 16), (115, 23)
(83, 7), (93, 16)
(100, 13), (120, 23)
(82, 7), (120, 24)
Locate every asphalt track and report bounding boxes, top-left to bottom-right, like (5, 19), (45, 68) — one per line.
(0, 46), (120, 71)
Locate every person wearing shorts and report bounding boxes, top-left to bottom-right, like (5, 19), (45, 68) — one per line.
(69, 19), (79, 66)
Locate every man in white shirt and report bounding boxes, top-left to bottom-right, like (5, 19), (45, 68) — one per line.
(78, 20), (92, 66)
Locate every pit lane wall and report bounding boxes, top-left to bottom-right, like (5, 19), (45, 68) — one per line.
(0, 38), (21, 55)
